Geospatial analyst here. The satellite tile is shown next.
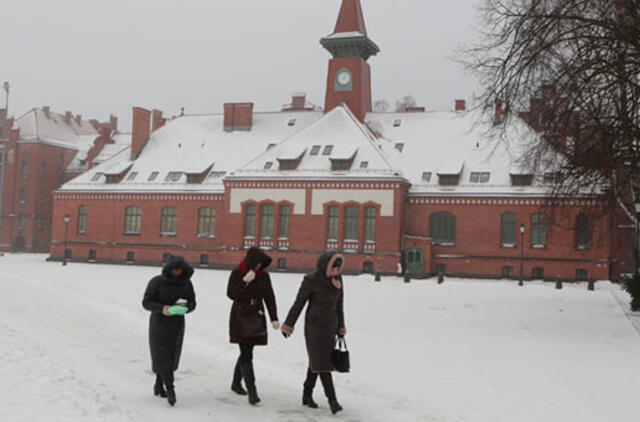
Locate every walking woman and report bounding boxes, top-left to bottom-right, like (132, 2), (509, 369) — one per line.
(142, 255), (196, 407)
(227, 247), (279, 405)
(281, 250), (347, 415)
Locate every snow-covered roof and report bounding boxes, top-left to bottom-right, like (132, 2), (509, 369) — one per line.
(323, 31), (365, 39)
(92, 133), (131, 166)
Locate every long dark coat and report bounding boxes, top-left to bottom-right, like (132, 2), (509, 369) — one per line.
(142, 256), (196, 374)
(228, 247), (278, 346)
(284, 251), (345, 373)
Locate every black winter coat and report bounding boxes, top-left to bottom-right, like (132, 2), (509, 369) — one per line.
(228, 247), (278, 345)
(142, 256), (196, 374)
(284, 251), (345, 373)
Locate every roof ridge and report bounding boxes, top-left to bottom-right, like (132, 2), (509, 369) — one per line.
(341, 104), (396, 169)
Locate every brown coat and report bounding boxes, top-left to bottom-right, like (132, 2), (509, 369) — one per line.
(227, 247), (278, 345)
(284, 251), (346, 372)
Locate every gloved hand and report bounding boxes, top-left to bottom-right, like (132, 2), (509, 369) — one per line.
(243, 270), (256, 283)
(281, 323), (293, 338)
(272, 320), (280, 330)
(337, 327), (347, 337)
(167, 305), (189, 316)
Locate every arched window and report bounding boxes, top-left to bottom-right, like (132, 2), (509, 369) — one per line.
(501, 213), (517, 247)
(575, 213), (590, 250)
(160, 207), (177, 235)
(430, 212), (456, 245)
(197, 207), (215, 237)
(365, 206), (376, 242)
(21, 162), (28, 179)
(77, 205), (88, 234)
(327, 206), (339, 240)
(260, 204), (275, 238)
(279, 205), (290, 239)
(344, 206), (359, 241)
(245, 204), (256, 237)
(124, 206), (142, 234)
(531, 214), (547, 247)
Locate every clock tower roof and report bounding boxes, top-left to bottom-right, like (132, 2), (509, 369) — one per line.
(321, 0), (379, 61)
(333, 0), (368, 36)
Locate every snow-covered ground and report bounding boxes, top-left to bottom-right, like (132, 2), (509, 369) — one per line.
(1, 254), (640, 422)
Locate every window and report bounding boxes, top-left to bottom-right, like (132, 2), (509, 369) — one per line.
(511, 174), (533, 186)
(18, 213), (25, 231)
(148, 171), (159, 181)
(197, 207), (216, 237)
(531, 214), (547, 247)
(160, 207), (177, 235)
(363, 261), (374, 274)
(19, 187), (26, 204)
(91, 172), (103, 182)
(501, 213), (517, 247)
(277, 258), (287, 269)
(260, 204), (275, 238)
(310, 145), (321, 156)
(430, 212), (456, 245)
(279, 160), (298, 170)
(37, 217), (44, 231)
(77, 205), (88, 234)
(126, 251), (136, 263)
(264, 161), (273, 170)
(576, 269), (588, 281)
(501, 266), (514, 278)
(575, 213), (590, 250)
(480, 172), (490, 183)
(39, 189), (45, 205)
(287, 118), (297, 126)
(200, 254), (209, 266)
(186, 174), (202, 184)
(532, 267), (544, 280)
(88, 250), (97, 261)
(40, 162), (46, 179)
(105, 175), (121, 184)
(327, 206), (339, 240)
(279, 205), (290, 238)
(64, 249), (72, 260)
(266, 143), (276, 150)
(438, 175), (459, 186)
(395, 143), (404, 152)
(344, 206), (359, 241)
(323, 145), (334, 156)
(124, 206), (142, 234)
(331, 160), (352, 171)
(470, 172), (491, 183)
(360, 161), (369, 169)
(207, 171), (226, 179)
(23, 150), (28, 158)
(436, 263), (447, 275)
(422, 172), (432, 182)
(126, 171), (138, 181)
(393, 118), (402, 127)
(21, 162), (28, 178)
(245, 204), (256, 237)
(365, 207), (376, 242)
(165, 172), (183, 182)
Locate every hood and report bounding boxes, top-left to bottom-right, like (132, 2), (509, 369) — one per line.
(316, 250), (345, 280)
(242, 247), (272, 272)
(162, 255), (194, 282)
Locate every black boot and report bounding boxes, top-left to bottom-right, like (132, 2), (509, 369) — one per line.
(302, 368), (318, 408)
(231, 359), (247, 395)
(240, 362), (260, 405)
(154, 374), (167, 398)
(162, 372), (176, 407)
(320, 373), (342, 414)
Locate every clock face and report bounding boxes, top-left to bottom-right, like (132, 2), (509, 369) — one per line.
(337, 70), (352, 86)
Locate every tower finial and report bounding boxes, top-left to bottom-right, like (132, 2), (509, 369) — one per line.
(334, 0), (367, 35)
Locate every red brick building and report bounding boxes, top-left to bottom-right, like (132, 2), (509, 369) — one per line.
(49, 0), (630, 281)
(0, 107), (127, 251)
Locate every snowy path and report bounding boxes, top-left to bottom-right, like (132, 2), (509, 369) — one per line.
(1, 254), (640, 421)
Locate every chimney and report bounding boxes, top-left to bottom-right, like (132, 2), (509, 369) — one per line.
(109, 114), (118, 132)
(223, 103), (254, 132)
(405, 106), (425, 113)
(455, 100), (466, 112)
(89, 119), (100, 131)
(291, 93), (306, 110)
(75, 114), (82, 125)
(64, 111), (73, 123)
(151, 109), (166, 132)
(131, 107), (152, 159)
(43, 106), (50, 118)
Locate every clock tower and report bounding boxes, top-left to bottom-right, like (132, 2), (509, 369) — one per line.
(321, 0), (379, 122)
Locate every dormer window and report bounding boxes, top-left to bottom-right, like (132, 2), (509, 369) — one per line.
(287, 118), (296, 126)
(395, 143), (404, 153)
(438, 175), (460, 186)
(165, 172), (183, 182)
(279, 160), (299, 170)
(511, 174), (534, 186)
(422, 172), (432, 182)
(266, 143), (276, 150)
(332, 160), (352, 171)
(360, 161), (369, 169)
(470, 172), (490, 183)
(91, 173), (103, 182)
(148, 171), (159, 181)
(126, 172), (138, 181)
(264, 161), (273, 170)
(393, 119), (402, 127)
(207, 171), (226, 179)
(310, 145), (321, 156)
(323, 145), (334, 156)
(543, 172), (564, 185)
(106, 175), (121, 184)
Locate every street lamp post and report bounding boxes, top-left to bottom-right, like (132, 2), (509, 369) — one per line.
(635, 203), (640, 275)
(63, 214), (70, 266)
(0, 82), (10, 250)
(519, 223), (525, 286)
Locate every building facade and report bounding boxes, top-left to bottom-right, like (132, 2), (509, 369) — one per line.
(49, 0), (628, 281)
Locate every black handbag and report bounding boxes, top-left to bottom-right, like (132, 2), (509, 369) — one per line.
(236, 302), (266, 339)
(332, 336), (350, 373)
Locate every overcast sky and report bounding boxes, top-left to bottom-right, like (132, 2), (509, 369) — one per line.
(2, 0), (483, 130)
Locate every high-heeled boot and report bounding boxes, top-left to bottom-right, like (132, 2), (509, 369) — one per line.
(320, 373), (342, 414)
(240, 362), (260, 405)
(231, 358), (247, 395)
(302, 368), (318, 408)
(154, 374), (167, 398)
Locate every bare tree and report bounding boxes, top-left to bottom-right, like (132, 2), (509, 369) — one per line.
(373, 99), (391, 112)
(395, 94), (417, 112)
(462, 0), (640, 222)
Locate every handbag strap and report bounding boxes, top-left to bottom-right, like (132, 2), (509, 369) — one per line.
(336, 336), (348, 351)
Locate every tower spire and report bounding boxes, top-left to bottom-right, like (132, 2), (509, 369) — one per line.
(334, 0), (368, 35)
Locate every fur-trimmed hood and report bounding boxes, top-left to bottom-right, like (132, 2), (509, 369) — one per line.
(161, 255), (194, 283)
(316, 250), (345, 280)
(238, 247), (272, 277)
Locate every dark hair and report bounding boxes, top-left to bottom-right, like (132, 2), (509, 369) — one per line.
(332, 257), (343, 268)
